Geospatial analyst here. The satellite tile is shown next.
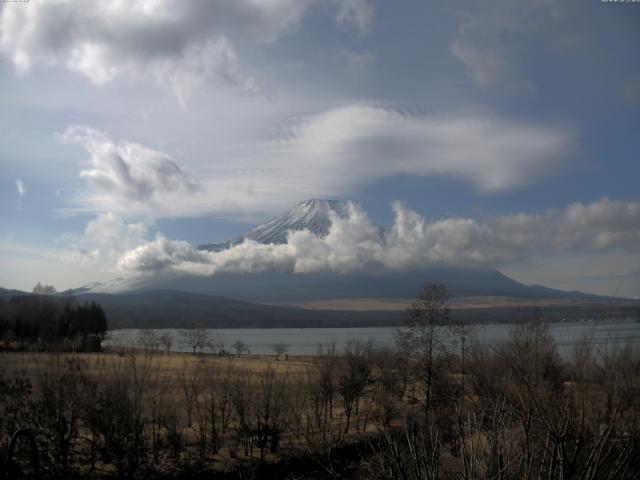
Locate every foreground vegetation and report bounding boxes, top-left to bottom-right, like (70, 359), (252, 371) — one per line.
(1, 285), (639, 479)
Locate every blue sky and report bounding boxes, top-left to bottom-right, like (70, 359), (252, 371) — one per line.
(0, 0), (639, 297)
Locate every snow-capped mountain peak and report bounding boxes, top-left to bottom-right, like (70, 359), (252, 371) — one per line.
(69, 277), (138, 294)
(199, 199), (351, 251)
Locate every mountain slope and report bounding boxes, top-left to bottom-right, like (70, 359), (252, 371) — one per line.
(199, 199), (351, 251)
(125, 267), (609, 304)
(78, 198), (619, 305)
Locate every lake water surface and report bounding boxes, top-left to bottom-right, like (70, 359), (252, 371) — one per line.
(106, 318), (640, 356)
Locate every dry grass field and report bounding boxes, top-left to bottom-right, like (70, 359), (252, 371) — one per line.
(2, 316), (640, 479)
(273, 295), (632, 311)
(0, 346), (384, 478)
(1, 349), (315, 380)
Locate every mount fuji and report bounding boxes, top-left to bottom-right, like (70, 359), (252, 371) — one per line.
(79, 199), (605, 303)
(199, 199), (353, 251)
(56, 198), (632, 328)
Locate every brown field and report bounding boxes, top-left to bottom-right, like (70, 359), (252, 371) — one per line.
(0, 345), (390, 478)
(272, 295), (630, 311)
(2, 318), (640, 479)
(1, 348), (315, 379)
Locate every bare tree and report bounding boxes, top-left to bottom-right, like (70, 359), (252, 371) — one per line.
(198, 356), (233, 455)
(338, 341), (372, 433)
(375, 409), (441, 480)
(288, 377), (309, 439)
(158, 333), (173, 355)
(303, 357), (347, 478)
(178, 359), (203, 428)
(34, 355), (93, 476)
(86, 366), (146, 476)
(313, 343), (338, 431)
(253, 367), (289, 460)
(137, 329), (160, 354)
(232, 339), (248, 356)
(147, 362), (168, 464)
(229, 371), (254, 457)
(207, 331), (226, 355)
(370, 347), (405, 429)
(181, 326), (209, 354)
(397, 283), (450, 416)
(273, 343), (288, 360)
(32, 282), (57, 295)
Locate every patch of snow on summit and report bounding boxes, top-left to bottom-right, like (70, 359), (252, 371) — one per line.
(198, 199), (350, 251)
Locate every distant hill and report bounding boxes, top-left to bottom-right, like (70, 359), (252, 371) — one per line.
(0, 287), (29, 301)
(1, 286), (636, 329)
(64, 290), (640, 329)
(73, 289), (402, 329)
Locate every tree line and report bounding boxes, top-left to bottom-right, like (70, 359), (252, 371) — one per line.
(0, 285), (108, 352)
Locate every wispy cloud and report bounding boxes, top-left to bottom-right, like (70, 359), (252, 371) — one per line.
(60, 108), (574, 218)
(335, 0), (375, 35)
(450, 14), (534, 93)
(15, 178), (26, 197)
(449, 0), (571, 93)
(262, 105), (574, 194)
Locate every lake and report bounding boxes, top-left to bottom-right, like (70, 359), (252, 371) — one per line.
(105, 318), (640, 356)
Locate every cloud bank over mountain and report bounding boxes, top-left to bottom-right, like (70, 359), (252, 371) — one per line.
(63, 213), (151, 266)
(67, 198), (640, 281)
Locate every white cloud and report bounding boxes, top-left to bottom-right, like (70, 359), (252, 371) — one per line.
(0, 0), (376, 107)
(108, 198), (640, 280)
(450, 14), (533, 92)
(335, 0), (374, 35)
(61, 125), (197, 212)
(155, 37), (261, 108)
(261, 105), (573, 194)
(115, 203), (383, 276)
(15, 178), (26, 196)
(0, 0), (313, 106)
(554, 198), (640, 251)
(63, 212), (150, 267)
(59, 107), (574, 217)
(449, 1), (568, 92)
